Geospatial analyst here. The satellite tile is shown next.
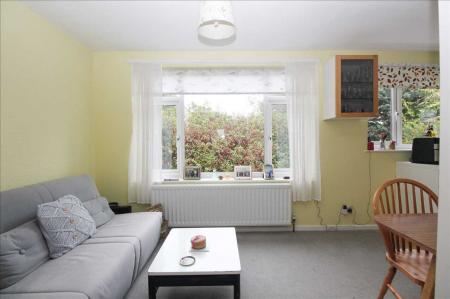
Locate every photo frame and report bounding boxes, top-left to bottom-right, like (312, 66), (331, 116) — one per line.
(184, 166), (201, 180)
(264, 164), (274, 180)
(234, 166), (252, 180)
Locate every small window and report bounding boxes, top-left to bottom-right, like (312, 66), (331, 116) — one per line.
(399, 88), (440, 145)
(162, 105), (177, 170)
(271, 104), (290, 169)
(368, 88), (440, 148)
(264, 97), (290, 176)
(159, 98), (184, 179)
(368, 87), (392, 142)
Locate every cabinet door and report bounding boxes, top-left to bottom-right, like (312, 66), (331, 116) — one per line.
(336, 55), (378, 118)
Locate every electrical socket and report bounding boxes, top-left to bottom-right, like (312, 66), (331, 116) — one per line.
(340, 204), (353, 215)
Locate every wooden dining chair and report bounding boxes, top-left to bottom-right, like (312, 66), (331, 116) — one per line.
(372, 178), (438, 299)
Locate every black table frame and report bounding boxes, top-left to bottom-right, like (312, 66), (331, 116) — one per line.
(148, 273), (240, 299)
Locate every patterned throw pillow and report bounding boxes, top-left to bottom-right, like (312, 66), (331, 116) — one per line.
(37, 195), (96, 258)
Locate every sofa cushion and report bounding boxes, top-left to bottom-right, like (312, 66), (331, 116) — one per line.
(82, 197), (114, 227)
(92, 212), (162, 272)
(0, 220), (49, 289)
(0, 242), (135, 299)
(0, 184), (53, 234)
(83, 236), (141, 279)
(41, 175), (100, 204)
(0, 175), (98, 235)
(37, 195), (96, 258)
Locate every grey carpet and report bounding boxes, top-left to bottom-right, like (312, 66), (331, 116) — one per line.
(126, 231), (420, 299)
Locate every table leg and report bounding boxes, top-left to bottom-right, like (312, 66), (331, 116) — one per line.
(234, 276), (240, 299)
(420, 255), (436, 299)
(148, 278), (158, 299)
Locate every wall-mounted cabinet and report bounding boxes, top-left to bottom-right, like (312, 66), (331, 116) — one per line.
(324, 55), (378, 120)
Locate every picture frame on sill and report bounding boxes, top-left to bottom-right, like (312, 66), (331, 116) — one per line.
(234, 166), (252, 180)
(264, 164), (274, 180)
(184, 166), (201, 180)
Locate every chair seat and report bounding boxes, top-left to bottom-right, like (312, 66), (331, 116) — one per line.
(386, 249), (433, 285)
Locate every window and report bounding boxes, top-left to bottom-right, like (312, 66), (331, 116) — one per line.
(368, 88), (440, 148)
(159, 94), (289, 179)
(161, 105), (177, 170)
(158, 66), (289, 180)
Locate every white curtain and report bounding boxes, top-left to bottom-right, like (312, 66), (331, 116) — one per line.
(128, 63), (162, 204)
(286, 62), (321, 201)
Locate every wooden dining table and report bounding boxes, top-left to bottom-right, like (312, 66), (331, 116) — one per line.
(374, 214), (438, 299)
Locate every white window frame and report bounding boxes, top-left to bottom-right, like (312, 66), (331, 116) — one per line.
(264, 96), (291, 178)
(391, 88), (411, 149)
(388, 87), (415, 150)
(374, 88), (411, 150)
(158, 96), (184, 179)
(159, 94), (291, 180)
(375, 87), (440, 150)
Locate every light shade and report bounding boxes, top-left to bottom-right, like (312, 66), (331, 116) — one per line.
(198, 1), (235, 41)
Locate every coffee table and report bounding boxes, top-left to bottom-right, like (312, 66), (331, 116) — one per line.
(148, 227), (241, 299)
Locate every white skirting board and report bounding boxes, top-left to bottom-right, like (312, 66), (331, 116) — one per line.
(233, 225), (378, 232)
(295, 224), (378, 231)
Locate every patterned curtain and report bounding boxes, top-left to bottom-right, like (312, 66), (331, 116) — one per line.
(378, 65), (440, 89)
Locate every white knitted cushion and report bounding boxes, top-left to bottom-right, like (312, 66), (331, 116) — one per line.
(37, 195), (96, 258)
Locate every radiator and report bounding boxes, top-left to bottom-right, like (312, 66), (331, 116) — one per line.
(152, 183), (292, 227)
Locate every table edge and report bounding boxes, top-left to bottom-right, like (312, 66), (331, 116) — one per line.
(374, 215), (437, 253)
(148, 270), (241, 276)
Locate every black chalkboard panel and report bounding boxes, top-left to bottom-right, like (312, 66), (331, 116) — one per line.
(340, 59), (374, 113)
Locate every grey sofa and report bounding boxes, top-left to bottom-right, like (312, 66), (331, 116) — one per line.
(0, 175), (162, 299)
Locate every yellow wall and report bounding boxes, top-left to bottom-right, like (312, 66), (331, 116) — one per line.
(1, 1), (439, 226)
(0, 2), (93, 190)
(91, 51), (438, 224)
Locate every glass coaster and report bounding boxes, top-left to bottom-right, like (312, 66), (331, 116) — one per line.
(179, 256), (196, 266)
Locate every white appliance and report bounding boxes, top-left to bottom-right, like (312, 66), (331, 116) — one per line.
(396, 161), (439, 194)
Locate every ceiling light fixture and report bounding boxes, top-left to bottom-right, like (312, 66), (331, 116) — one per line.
(198, 1), (236, 44)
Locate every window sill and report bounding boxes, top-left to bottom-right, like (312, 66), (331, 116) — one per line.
(153, 178), (291, 186)
(364, 149), (411, 153)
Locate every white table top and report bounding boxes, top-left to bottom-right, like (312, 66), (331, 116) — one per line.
(148, 227), (241, 276)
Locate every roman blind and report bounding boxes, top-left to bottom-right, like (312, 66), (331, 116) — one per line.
(162, 67), (286, 94)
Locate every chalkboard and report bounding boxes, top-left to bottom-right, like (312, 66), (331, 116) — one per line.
(340, 59), (374, 113)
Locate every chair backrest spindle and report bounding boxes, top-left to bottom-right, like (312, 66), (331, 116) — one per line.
(373, 178), (438, 256)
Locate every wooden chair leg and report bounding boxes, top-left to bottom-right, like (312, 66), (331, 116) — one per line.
(420, 255), (436, 299)
(378, 266), (397, 299)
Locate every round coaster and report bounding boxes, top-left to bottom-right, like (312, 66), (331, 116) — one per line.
(179, 256), (196, 266)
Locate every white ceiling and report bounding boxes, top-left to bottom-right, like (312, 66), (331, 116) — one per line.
(23, 0), (439, 51)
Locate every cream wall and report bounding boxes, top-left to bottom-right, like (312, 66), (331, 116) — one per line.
(0, 2), (93, 190)
(1, 2), (439, 226)
(91, 51), (438, 225)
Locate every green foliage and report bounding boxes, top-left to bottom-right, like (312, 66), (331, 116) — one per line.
(162, 101), (290, 172)
(272, 104), (290, 168)
(368, 88), (440, 143)
(368, 88), (391, 141)
(184, 103), (264, 172)
(162, 105), (177, 169)
(401, 89), (440, 144)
